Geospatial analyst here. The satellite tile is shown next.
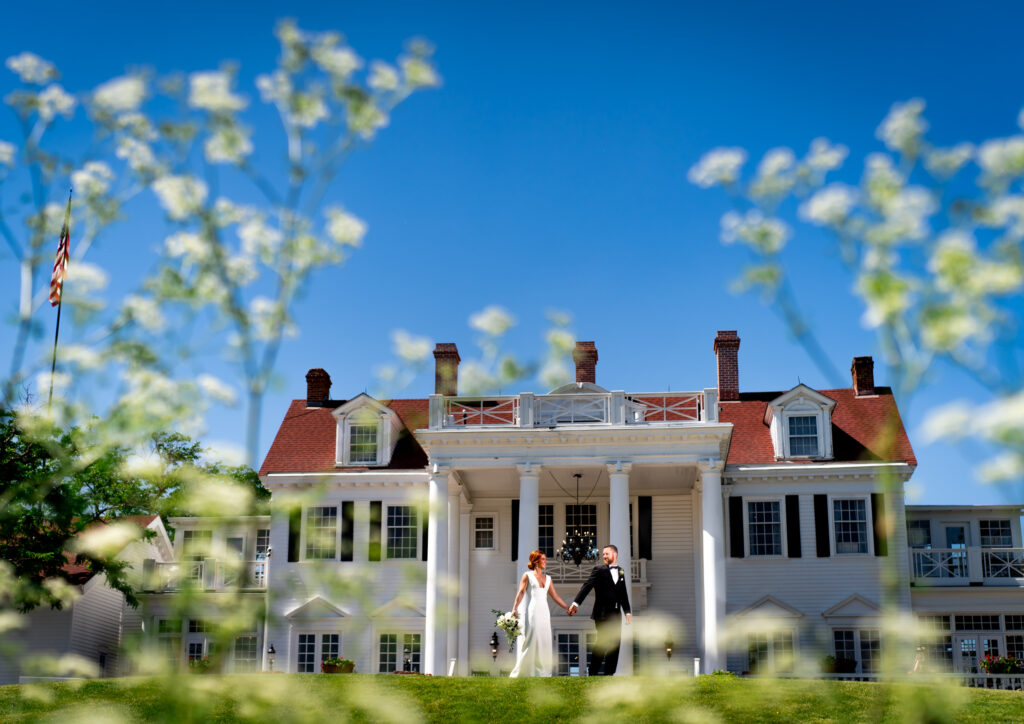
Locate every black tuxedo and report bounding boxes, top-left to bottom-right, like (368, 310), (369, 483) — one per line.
(572, 564), (631, 675)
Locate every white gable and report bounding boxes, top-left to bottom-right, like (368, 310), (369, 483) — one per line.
(332, 394), (403, 466)
(285, 596), (348, 619)
(736, 594), (804, 619)
(764, 384), (836, 460)
(371, 597), (426, 619)
(822, 594), (881, 619)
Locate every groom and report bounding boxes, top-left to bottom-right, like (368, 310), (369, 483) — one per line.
(567, 544), (631, 676)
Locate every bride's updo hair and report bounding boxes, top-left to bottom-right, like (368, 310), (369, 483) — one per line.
(527, 550), (544, 570)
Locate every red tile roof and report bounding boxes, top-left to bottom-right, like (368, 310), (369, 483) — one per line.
(259, 399), (430, 476)
(718, 387), (916, 466)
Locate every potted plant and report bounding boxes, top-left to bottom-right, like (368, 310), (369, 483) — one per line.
(188, 657), (213, 674)
(980, 655), (1024, 674)
(321, 657), (355, 674)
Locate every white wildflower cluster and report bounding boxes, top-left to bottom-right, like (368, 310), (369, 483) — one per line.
(324, 206), (367, 247)
(929, 230), (1022, 297)
(857, 268), (914, 328)
(71, 161), (115, 197)
(250, 296), (289, 341)
(91, 75), (146, 114)
(391, 329), (432, 363)
(188, 71), (246, 113)
(923, 143), (973, 180)
(36, 84), (76, 122)
(720, 210), (790, 254)
(116, 137), (158, 174)
(312, 44), (363, 78)
(59, 344), (103, 370)
(687, 147), (747, 188)
(63, 261), (108, 293)
(289, 91), (329, 129)
(5, 52), (57, 84)
(469, 306), (515, 336)
(987, 195), (1024, 239)
(347, 100), (389, 139)
(977, 136), (1024, 187)
(238, 216), (283, 262)
(122, 294), (166, 332)
(865, 186), (936, 245)
(0, 139), (15, 167)
(164, 231), (209, 266)
(196, 374), (236, 405)
(803, 137), (848, 173)
(72, 522), (141, 558)
(799, 183), (859, 227)
(369, 62), (400, 92)
(204, 123), (253, 164)
(152, 175), (208, 220)
(876, 98), (928, 157)
(400, 55), (440, 90)
(924, 393), (1024, 482)
(749, 147), (796, 200)
(255, 70), (290, 105)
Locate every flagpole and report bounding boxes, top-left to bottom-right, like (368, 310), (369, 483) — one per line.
(48, 188), (73, 411)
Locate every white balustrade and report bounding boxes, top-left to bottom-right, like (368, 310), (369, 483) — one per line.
(545, 558), (646, 583)
(149, 560), (267, 591)
(910, 547), (1024, 581)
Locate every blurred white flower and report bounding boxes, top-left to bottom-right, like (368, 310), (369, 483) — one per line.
(122, 294), (165, 331)
(720, 210), (790, 253)
(225, 254), (258, 285)
(401, 56), (440, 89)
(184, 477), (253, 517)
(37, 84), (76, 122)
(42, 577), (81, 606)
(164, 231), (208, 263)
(987, 195), (1024, 238)
(65, 262), (109, 293)
(5, 52), (57, 84)
(250, 296), (288, 340)
(876, 98), (928, 156)
(799, 184), (858, 226)
(204, 124), (253, 164)
(459, 361), (494, 395)
(255, 70), (291, 105)
(324, 207), (367, 247)
(0, 140), (15, 166)
(151, 175), (207, 220)
(758, 147), (795, 177)
(60, 345), (103, 370)
(72, 521), (141, 558)
(313, 45), (362, 77)
(391, 329), (432, 362)
(119, 450), (164, 479)
(978, 453), (1024, 483)
(750, 147), (796, 199)
(687, 147), (747, 188)
(804, 137), (848, 172)
(539, 359), (571, 390)
(289, 92), (328, 128)
(867, 186), (936, 244)
(238, 217), (283, 260)
(368, 61), (400, 91)
(546, 328), (575, 355)
(977, 136), (1024, 181)
(469, 306), (515, 336)
(71, 161), (115, 197)
(92, 75), (146, 113)
(197, 374), (236, 404)
(188, 71), (246, 112)
(924, 143), (973, 179)
(115, 137), (157, 173)
(347, 100), (389, 139)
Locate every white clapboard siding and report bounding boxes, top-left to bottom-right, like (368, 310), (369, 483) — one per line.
(69, 574), (125, 677)
(647, 495), (697, 661)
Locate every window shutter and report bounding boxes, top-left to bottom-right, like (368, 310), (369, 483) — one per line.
(638, 496), (653, 560)
(341, 501), (354, 562)
(871, 493), (888, 556)
(287, 506), (301, 562)
(511, 499), (519, 562)
(814, 494), (830, 557)
(369, 501), (382, 562)
(421, 513), (429, 562)
(729, 496), (744, 558)
(786, 495), (802, 558)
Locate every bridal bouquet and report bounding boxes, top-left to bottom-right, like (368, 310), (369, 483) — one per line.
(492, 609), (522, 652)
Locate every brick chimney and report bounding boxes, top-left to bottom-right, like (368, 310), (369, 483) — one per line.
(433, 343), (460, 396)
(851, 356), (874, 396)
(305, 368), (331, 406)
(714, 330), (740, 401)
(573, 341), (598, 384)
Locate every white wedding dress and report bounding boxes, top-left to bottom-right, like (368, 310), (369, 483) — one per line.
(510, 572), (553, 677)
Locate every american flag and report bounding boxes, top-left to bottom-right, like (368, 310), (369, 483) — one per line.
(48, 195), (72, 307)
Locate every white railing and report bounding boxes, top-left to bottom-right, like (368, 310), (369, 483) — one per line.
(546, 558), (646, 583)
(433, 390), (713, 429)
(147, 559), (267, 591)
(982, 548), (1024, 578)
(911, 549), (968, 579)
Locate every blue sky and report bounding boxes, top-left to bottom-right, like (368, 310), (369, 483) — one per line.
(1, 2), (1022, 506)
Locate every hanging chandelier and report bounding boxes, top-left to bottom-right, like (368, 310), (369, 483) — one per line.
(557, 473), (599, 567)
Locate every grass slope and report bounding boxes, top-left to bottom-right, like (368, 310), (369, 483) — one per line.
(0, 674), (1021, 723)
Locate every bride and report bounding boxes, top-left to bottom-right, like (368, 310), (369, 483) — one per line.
(509, 550), (570, 677)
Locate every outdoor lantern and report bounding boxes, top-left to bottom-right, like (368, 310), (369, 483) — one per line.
(665, 638), (674, 660)
(556, 473), (598, 567)
(403, 646), (411, 671)
(490, 632), (500, 660)
(267, 644), (276, 671)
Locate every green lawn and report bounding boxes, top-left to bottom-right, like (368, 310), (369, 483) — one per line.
(0, 674), (1021, 723)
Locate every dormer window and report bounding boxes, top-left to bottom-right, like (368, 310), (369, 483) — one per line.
(333, 394), (403, 467)
(764, 384), (836, 461)
(788, 416), (819, 457)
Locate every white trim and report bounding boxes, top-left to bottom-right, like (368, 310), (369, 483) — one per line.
(471, 513), (498, 551)
(742, 496), (787, 558)
(763, 385), (836, 461)
(828, 495), (874, 557)
(384, 503), (421, 561)
(300, 504), (340, 562)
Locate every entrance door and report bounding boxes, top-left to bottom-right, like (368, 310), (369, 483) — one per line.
(955, 636), (979, 673)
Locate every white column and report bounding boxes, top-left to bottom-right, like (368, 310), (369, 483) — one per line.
(607, 462), (633, 675)
(516, 464), (540, 579)
(698, 459), (726, 673)
(424, 464), (449, 675)
(446, 486), (460, 675)
(458, 506), (471, 675)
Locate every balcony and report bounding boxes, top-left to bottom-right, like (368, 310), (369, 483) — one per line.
(142, 558), (268, 592)
(545, 558), (647, 584)
(428, 390), (716, 430)
(909, 547), (1024, 586)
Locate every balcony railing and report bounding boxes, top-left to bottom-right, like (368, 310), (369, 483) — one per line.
(431, 390), (715, 429)
(910, 547), (1024, 585)
(144, 559), (268, 592)
(546, 558), (647, 583)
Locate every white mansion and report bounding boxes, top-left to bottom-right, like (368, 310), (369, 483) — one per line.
(138, 332), (1024, 678)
